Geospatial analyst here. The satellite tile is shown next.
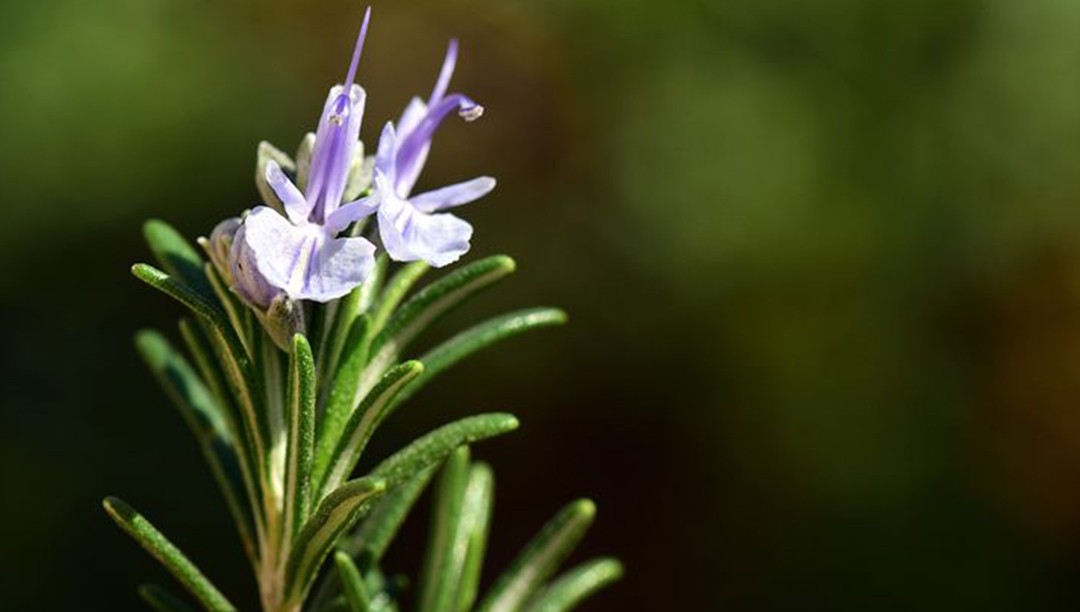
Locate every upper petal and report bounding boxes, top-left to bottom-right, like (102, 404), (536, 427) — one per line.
(411, 176), (495, 213)
(265, 161), (311, 224)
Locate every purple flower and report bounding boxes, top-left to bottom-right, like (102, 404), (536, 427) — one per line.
(340, 40), (495, 267)
(237, 8), (377, 302)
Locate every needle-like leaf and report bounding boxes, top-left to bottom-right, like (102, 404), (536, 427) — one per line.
(475, 500), (597, 612)
(143, 220), (216, 304)
(132, 264), (267, 492)
(319, 314), (373, 479)
(285, 478), (388, 606)
(283, 334), (317, 540)
(134, 330), (257, 565)
(523, 558), (623, 612)
(361, 256), (516, 391)
(334, 551), (371, 612)
(455, 462), (495, 612)
(103, 497), (237, 612)
(417, 447), (472, 612)
(316, 361), (424, 500)
(392, 308), (567, 411)
(369, 413), (520, 489)
(370, 261), (429, 334)
(345, 466), (437, 570)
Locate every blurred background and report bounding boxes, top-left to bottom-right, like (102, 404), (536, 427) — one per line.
(6, 0), (1080, 609)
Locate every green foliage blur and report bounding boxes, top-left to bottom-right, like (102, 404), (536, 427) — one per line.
(5, 0), (1080, 609)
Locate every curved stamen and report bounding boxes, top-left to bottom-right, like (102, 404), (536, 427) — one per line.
(430, 39), (458, 104)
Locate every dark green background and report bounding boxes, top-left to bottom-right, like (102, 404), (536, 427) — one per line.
(5, 0), (1080, 609)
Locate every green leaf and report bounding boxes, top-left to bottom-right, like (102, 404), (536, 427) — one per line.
(316, 361), (424, 500)
(370, 413), (520, 489)
(475, 500), (597, 612)
(285, 477), (387, 605)
(393, 308), (567, 409)
(523, 559), (623, 612)
(203, 263), (254, 354)
(143, 220), (215, 303)
(370, 261), (429, 334)
(334, 551), (371, 612)
(417, 447), (471, 612)
(283, 334), (317, 540)
(138, 584), (196, 612)
(311, 466), (436, 612)
(177, 319), (234, 429)
(363, 256), (515, 389)
(134, 330), (257, 565)
(103, 497), (237, 612)
(132, 264), (266, 485)
(315, 314), (373, 489)
(344, 466), (437, 570)
(455, 462), (495, 612)
(360, 255), (389, 314)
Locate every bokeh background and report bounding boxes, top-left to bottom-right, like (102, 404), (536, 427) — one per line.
(6, 0), (1080, 609)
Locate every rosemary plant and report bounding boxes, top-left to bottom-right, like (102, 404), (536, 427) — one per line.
(104, 9), (619, 612)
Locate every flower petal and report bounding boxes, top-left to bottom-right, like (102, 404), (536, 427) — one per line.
(241, 206), (375, 302)
(325, 195), (379, 235)
(377, 194), (473, 268)
(297, 234), (376, 302)
(266, 161), (311, 224)
(411, 176), (495, 213)
(397, 97), (428, 140)
(306, 84), (367, 222)
(374, 122), (398, 185)
(394, 92), (479, 196)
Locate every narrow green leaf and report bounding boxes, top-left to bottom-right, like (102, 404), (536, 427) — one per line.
(344, 466), (437, 569)
(362, 256), (515, 391)
(319, 290), (361, 384)
(203, 263), (254, 354)
(359, 255), (389, 314)
(393, 308), (567, 409)
(475, 500), (597, 612)
(523, 559), (623, 612)
(135, 330), (230, 441)
(103, 497), (237, 612)
(316, 314), (372, 485)
(134, 330), (257, 565)
(455, 462), (495, 612)
(177, 319), (234, 429)
(283, 334), (317, 540)
(334, 551), (371, 612)
(285, 477), (387, 605)
(143, 220), (216, 303)
(370, 413), (520, 489)
(311, 467), (436, 612)
(417, 447), (472, 612)
(132, 264), (231, 337)
(370, 261), (429, 334)
(317, 361), (425, 500)
(132, 264), (266, 489)
(138, 584), (196, 612)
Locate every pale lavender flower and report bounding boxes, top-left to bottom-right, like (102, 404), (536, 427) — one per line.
(238, 8), (377, 302)
(337, 40), (495, 267)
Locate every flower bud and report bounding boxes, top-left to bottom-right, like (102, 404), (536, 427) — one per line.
(199, 217), (241, 286)
(259, 294), (307, 351)
(229, 222), (282, 310)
